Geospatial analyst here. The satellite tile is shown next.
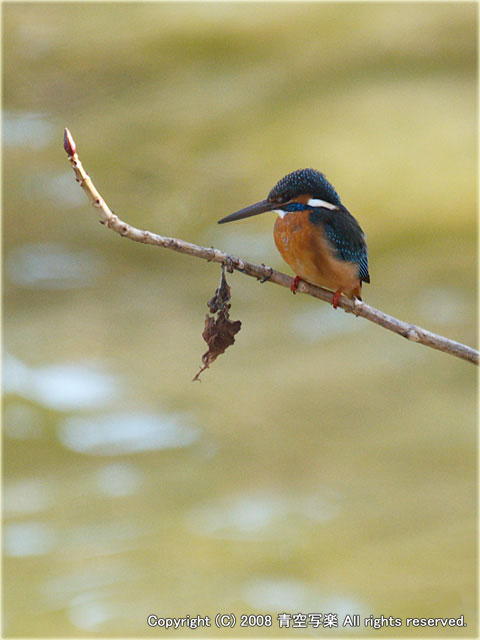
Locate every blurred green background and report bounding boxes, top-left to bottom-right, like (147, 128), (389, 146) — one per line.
(3, 2), (477, 637)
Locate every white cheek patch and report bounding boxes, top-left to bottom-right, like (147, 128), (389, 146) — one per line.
(307, 198), (338, 210)
(276, 199), (338, 217)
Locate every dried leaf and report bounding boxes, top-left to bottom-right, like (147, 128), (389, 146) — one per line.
(193, 267), (242, 381)
(207, 267), (231, 313)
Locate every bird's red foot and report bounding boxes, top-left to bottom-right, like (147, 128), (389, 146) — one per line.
(331, 289), (342, 309)
(290, 275), (301, 294)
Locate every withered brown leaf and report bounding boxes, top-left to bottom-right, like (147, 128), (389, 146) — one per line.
(193, 266), (242, 381)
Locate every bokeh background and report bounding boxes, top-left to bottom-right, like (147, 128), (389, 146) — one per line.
(3, 2), (477, 637)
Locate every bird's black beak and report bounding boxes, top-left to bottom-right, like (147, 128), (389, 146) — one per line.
(217, 199), (279, 224)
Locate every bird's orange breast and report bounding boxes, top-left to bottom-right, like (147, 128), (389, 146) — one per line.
(273, 211), (361, 298)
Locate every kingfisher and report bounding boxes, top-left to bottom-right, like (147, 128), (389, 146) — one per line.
(218, 168), (370, 308)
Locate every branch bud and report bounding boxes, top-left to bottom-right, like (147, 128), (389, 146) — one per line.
(64, 128), (76, 156)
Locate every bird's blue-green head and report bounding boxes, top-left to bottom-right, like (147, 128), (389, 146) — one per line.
(218, 168), (342, 224)
(268, 168), (342, 207)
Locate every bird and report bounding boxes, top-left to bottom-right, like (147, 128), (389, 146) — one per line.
(217, 168), (370, 309)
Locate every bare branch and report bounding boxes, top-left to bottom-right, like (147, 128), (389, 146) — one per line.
(63, 128), (478, 366)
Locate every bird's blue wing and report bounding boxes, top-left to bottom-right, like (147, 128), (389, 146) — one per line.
(323, 222), (370, 283)
(310, 207), (370, 283)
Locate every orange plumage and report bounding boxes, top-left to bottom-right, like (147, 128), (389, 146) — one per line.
(273, 211), (362, 300)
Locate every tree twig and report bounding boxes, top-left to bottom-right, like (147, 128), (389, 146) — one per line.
(63, 128), (478, 366)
